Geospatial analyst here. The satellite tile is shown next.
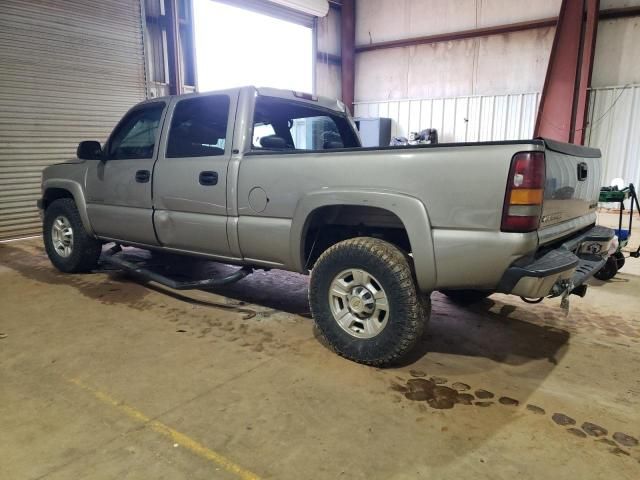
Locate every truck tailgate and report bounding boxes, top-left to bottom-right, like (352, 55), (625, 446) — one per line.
(538, 139), (602, 244)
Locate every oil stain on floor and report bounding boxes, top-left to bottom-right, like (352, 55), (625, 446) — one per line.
(391, 371), (639, 461)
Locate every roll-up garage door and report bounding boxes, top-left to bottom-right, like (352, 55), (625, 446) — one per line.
(0, 0), (147, 240)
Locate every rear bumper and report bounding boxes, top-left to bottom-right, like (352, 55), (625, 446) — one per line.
(496, 225), (614, 298)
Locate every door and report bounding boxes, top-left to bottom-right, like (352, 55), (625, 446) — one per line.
(85, 101), (166, 244)
(152, 92), (236, 258)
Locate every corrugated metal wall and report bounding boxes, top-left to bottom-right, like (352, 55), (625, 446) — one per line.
(353, 92), (541, 143)
(586, 84), (640, 190)
(354, 87), (640, 195)
(0, 0), (147, 240)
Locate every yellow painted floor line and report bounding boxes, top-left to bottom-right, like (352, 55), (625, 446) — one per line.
(67, 377), (261, 480)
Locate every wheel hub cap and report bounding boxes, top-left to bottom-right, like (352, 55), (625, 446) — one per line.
(348, 286), (375, 315)
(328, 268), (389, 339)
(51, 215), (74, 258)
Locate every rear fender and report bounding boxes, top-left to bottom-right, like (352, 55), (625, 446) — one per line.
(291, 189), (437, 292)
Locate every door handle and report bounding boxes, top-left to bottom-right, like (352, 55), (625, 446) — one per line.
(135, 170), (150, 183)
(577, 162), (588, 181)
(199, 171), (218, 186)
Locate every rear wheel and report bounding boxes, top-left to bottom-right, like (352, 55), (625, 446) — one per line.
(43, 198), (102, 273)
(309, 237), (430, 366)
(594, 255), (619, 281)
(440, 289), (492, 305)
(614, 251), (625, 270)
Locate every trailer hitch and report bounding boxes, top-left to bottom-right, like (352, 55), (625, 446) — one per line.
(520, 282), (588, 311)
(101, 245), (253, 290)
(550, 279), (587, 314)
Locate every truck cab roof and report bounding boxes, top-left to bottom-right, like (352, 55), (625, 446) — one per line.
(141, 86), (348, 114)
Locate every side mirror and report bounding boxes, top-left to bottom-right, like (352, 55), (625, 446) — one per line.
(77, 141), (103, 160)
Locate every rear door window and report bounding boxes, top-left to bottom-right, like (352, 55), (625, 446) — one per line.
(166, 95), (230, 158)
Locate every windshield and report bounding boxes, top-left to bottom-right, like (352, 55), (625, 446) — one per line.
(252, 96), (360, 151)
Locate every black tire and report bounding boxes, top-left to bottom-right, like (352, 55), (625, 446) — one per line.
(614, 251), (625, 270)
(440, 289), (492, 305)
(309, 237), (430, 366)
(43, 198), (102, 273)
(594, 255), (619, 281)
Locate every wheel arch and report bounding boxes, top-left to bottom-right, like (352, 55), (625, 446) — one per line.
(42, 179), (94, 236)
(290, 190), (437, 292)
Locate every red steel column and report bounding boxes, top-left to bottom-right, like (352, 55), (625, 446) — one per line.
(341, 0), (355, 114)
(534, 0), (586, 142)
(573, 0), (600, 144)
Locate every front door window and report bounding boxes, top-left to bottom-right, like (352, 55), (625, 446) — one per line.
(107, 103), (164, 160)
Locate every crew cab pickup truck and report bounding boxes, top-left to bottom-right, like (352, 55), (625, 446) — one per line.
(38, 86), (614, 365)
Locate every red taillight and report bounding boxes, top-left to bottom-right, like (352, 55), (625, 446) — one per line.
(501, 151), (546, 232)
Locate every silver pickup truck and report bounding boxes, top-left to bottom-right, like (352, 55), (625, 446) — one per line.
(38, 86), (614, 365)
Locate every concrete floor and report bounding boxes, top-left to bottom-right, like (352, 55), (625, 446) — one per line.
(1, 214), (639, 479)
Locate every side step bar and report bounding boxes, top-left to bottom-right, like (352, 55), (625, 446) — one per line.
(101, 247), (252, 290)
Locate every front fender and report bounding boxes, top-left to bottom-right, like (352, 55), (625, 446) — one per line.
(290, 189), (437, 292)
(42, 179), (94, 236)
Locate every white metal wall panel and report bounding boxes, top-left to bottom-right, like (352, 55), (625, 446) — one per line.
(586, 85), (640, 191)
(0, 0), (147, 240)
(354, 87), (639, 204)
(354, 92), (541, 144)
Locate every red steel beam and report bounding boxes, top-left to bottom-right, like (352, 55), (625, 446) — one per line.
(355, 17), (557, 53)
(354, 6), (640, 54)
(534, 0), (585, 142)
(341, 0), (355, 114)
(573, 0), (600, 145)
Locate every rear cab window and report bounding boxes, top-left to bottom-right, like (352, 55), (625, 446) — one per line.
(251, 96), (360, 152)
(166, 95), (230, 158)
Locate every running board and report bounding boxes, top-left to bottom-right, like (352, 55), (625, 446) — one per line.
(101, 249), (252, 290)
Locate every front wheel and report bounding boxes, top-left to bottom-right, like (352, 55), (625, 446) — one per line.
(309, 237), (430, 366)
(43, 198), (102, 273)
